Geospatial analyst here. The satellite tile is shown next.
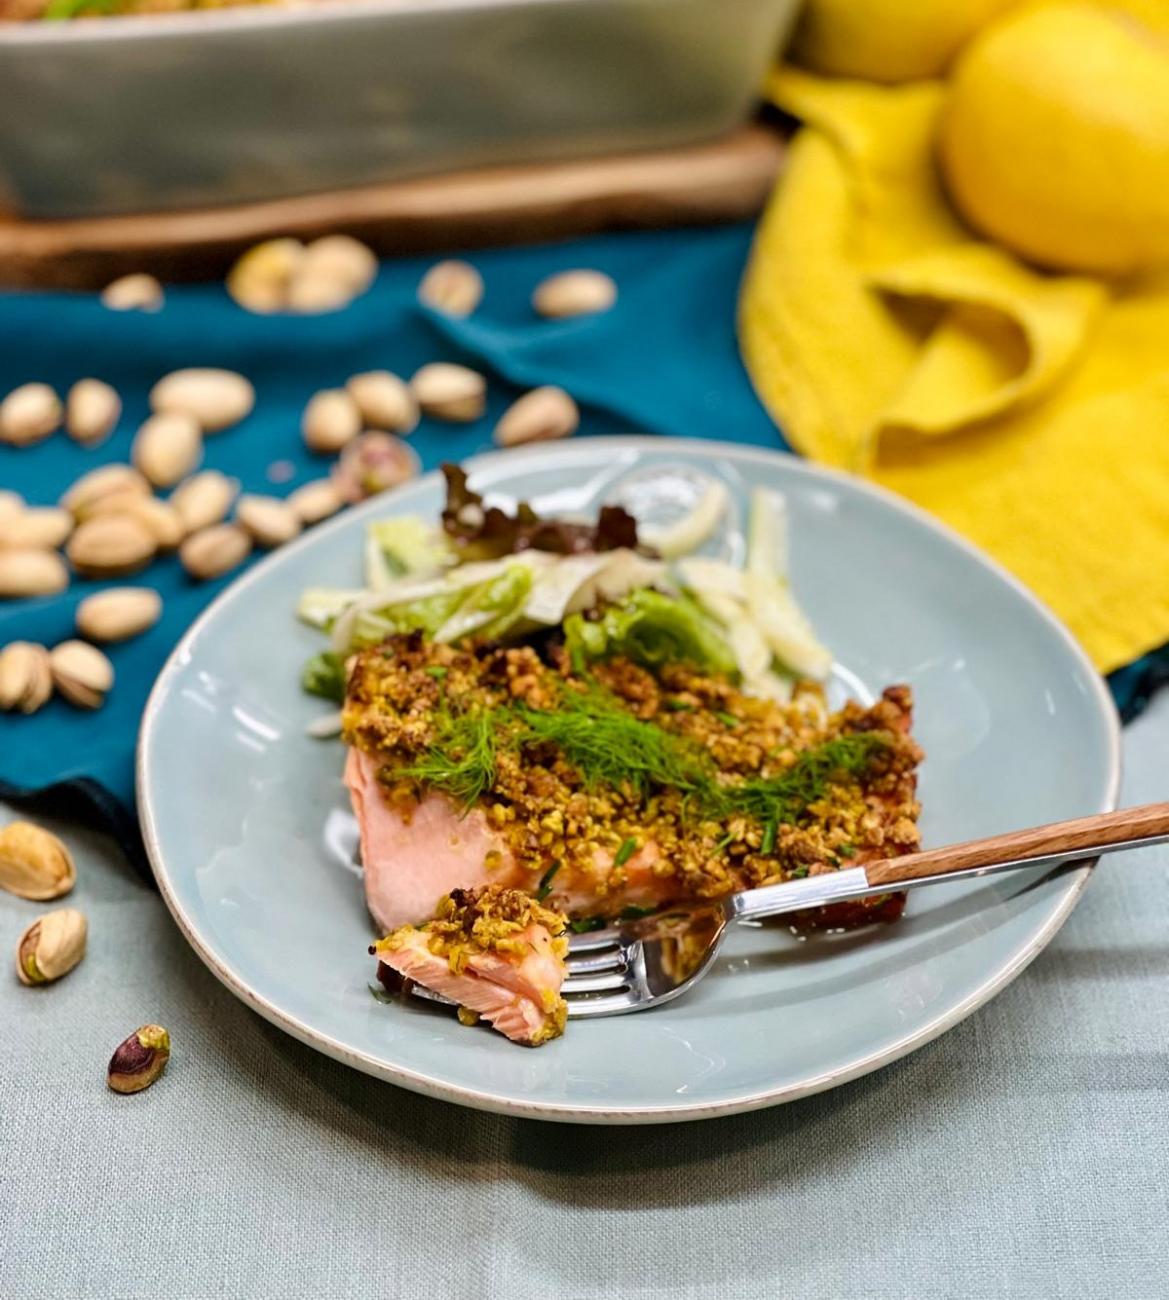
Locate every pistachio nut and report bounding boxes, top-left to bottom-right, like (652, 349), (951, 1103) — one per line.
(132, 411), (204, 488)
(49, 640), (114, 710)
(410, 363), (487, 422)
(76, 587), (162, 643)
(67, 514), (157, 578)
(100, 273), (164, 312)
(149, 368), (255, 433)
(235, 494), (302, 549)
(299, 235), (378, 296)
(0, 642), (53, 713)
(65, 378), (122, 447)
(0, 383), (62, 447)
(169, 470), (238, 534)
(302, 388), (362, 454)
(0, 507), (74, 551)
(61, 464), (151, 519)
(179, 523), (252, 581)
(0, 490), (24, 521)
(107, 1024), (171, 1094)
(494, 386), (580, 448)
(0, 550), (69, 600)
(417, 260), (484, 318)
(345, 371), (419, 435)
(110, 496), (185, 550)
(16, 907), (87, 986)
(226, 238), (306, 313)
(532, 268), (618, 319)
(0, 821), (76, 900)
(286, 272), (357, 315)
(287, 478), (344, 526)
(332, 433), (421, 503)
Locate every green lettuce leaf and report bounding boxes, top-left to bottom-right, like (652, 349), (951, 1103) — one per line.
(564, 590), (737, 676)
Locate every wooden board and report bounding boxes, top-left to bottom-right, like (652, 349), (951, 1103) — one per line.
(0, 124), (786, 290)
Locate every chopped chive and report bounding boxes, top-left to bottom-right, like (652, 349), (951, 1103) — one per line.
(790, 865), (809, 879)
(714, 833), (734, 854)
(569, 916), (608, 934)
(535, 860), (562, 902)
(663, 698), (693, 713)
(618, 905), (657, 920)
(424, 666), (448, 680)
(613, 836), (639, 868)
(838, 843), (857, 858)
(760, 819), (777, 855)
(715, 710), (738, 728)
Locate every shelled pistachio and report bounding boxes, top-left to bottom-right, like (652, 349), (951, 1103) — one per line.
(107, 1025), (170, 1094)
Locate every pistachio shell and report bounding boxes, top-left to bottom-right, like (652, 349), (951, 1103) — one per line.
(286, 273), (356, 315)
(300, 235), (377, 294)
(65, 379), (122, 447)
(0, 383), (62, 446)
(66, 514), (157, 578)
(494, 386), (580, 447)
(532, 269), (618, 319)
(0, 550), (69, 599)
(0, 507), (73, 550)
(132, 411), (204, 488)
(418, 260), (484, 318)
(17, 907), (87, 986)
(0, 490), (24, 521)
(49, 640), (114, 709)
(76, 587), (162, 643)
(0, 642), (53, 713)
(0, 821), (76, 900)
(149, 368), (255, 433)
(226, 238), (306, 313)
(345, 371), (419, 435)
(287, 478), (344, 526)
(169, 470), (239, 534)
(61, 464), (151, 518)
(180, 523), (252, 581)
(100, 273), (164, 312)
(302, 389), (362, 454)
(236, 494), (302, 549)
(410, 363), (487, 422)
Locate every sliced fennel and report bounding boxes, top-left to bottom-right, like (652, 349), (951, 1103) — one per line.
(638, 480), (729, 559)
(674, 487), (832, 688)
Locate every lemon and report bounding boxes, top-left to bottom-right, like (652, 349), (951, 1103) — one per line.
(790, 0), (1019, 82)
(938, 4), (1169, 276)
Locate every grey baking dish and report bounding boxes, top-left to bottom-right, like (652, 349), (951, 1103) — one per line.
(0, 0), (801, 218)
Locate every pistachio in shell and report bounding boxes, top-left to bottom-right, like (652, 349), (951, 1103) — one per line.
(0, 821), (76, 900)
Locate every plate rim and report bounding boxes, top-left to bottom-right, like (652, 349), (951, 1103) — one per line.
(137, 436), (1121, 1124)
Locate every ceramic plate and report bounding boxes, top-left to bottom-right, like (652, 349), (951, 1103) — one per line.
(138, 439), (1119, 1123)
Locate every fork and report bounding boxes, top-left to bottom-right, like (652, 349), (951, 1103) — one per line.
(408, 802), (1169, 1019)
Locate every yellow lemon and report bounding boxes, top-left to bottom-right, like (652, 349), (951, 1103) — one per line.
(938, 4), (1169, 276)
(790, 0), (1019, 82)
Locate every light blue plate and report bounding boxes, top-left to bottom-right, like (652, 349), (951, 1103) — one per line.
(138, 439), (1120, 1123)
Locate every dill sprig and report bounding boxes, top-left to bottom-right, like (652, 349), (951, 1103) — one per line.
(399, 707), (504, 809)
(515, 687), (709, 800)
(399, 680), (889, 830)
(706, 733), (889, 825)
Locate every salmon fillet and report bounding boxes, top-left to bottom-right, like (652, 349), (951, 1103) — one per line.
(371, 885), (568, 1046)
(344, 635), (923, 933)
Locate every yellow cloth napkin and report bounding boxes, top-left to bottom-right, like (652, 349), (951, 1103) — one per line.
(740, 67), (1169, 672)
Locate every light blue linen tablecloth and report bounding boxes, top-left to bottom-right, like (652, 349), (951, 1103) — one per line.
(2, 693), (1166, 1300)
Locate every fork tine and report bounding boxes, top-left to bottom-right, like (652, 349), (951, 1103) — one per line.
(562, 970), (630, 995)
(566, 928), (619, 952)
(565, 946), (627, 975)
(564, 990), (640, 1018)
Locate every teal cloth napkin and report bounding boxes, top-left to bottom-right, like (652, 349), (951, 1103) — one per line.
(0, 224), (783, 849)
(0, 221), (1161, 858)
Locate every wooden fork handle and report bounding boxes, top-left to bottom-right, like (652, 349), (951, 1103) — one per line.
(865, 802), (1169, 888)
